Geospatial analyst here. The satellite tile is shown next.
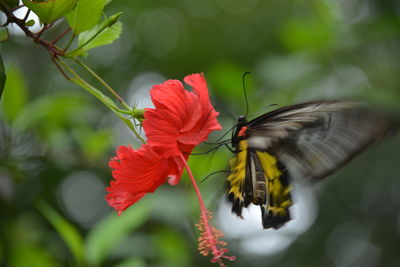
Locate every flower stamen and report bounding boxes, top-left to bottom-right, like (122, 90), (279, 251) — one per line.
(179, 153), (236, 266)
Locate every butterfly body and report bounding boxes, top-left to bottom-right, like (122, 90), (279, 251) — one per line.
(227, 101), (394, 229)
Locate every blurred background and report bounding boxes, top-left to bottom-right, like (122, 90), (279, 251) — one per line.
(1, 0), (400, 266)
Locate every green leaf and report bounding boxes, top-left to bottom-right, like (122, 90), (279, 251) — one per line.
(67, 12), (122, 57)
(79, 13), (122, 47)
(85, 200), (150, 265)
(66, 0), (107, 34)
(23, 0), (78, 24)
(0, 54), (5, 100)
(36, 200), (85, 265)
(66, 13), (122, 58)
(0, 28), (9, 42)
(0, 65), (28, 122)
(25, 19), (36, 27)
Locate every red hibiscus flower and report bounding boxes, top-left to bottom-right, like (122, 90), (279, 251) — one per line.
(106, 73), (221, 213)
(106, 73), (235, 266)
(143, 73), (221, 184)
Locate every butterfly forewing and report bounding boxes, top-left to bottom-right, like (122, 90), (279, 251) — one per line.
(246, 101), (393, 180)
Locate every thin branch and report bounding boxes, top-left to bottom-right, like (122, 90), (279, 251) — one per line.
(11, 5), (24, 12)
(22, 9), (30, 21)
(51, 27), (71, 45)
(35, 23), (52, 39)
(58, 59), (146, 144)
(0, 2), (36, 40)
(0, 3), (63, 62)
(52, 57), (70, 80)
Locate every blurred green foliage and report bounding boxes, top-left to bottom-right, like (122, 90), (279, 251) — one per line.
(1, 0), (400, 267)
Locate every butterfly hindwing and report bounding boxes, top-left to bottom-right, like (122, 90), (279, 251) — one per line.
(252, 150), (292, 229)
(227, 140), (292, 229)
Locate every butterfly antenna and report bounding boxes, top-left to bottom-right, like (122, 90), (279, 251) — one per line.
(188, 142), (228, 155)
(243, 72), (251, 117)
(201, 170), (231, 183)
(211, 124), (237, 143)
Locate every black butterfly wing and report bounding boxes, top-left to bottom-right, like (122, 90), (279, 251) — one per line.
(246, 101), (394, 181)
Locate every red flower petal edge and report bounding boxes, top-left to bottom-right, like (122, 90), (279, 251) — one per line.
(106, 144), (179, 215)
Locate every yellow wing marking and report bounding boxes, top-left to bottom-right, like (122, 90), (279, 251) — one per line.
(227, 140), (248, 201)
(256, 151), (292, 217)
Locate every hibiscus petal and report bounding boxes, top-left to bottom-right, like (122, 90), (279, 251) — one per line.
(179, 73), (222, 145)
(106, 185), (146, 216)
(144, 73), (222, 157)
(106, 144), (179, 214)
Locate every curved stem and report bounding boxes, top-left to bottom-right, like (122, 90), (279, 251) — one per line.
(58, 58), (146, 144)
(75, 59), (131, 110)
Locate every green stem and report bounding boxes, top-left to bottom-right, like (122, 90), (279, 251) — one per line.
(75, 59), (131, 110)
(58, 58), (145, 143)
(114, 107), (145, 119)
(132, 109), (145, 119)
(63, 33), (76, 52)
(115, 107), (133, 115)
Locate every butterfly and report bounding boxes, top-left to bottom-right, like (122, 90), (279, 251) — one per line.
(226, 101), (395, 229)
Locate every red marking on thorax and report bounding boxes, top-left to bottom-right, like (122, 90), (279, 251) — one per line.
(238, 126), (248, 137)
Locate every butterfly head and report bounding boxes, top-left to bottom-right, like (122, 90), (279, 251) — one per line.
(231, 116), (249, 151)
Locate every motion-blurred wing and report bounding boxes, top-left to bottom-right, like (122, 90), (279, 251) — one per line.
(246, 101), (394, 180)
